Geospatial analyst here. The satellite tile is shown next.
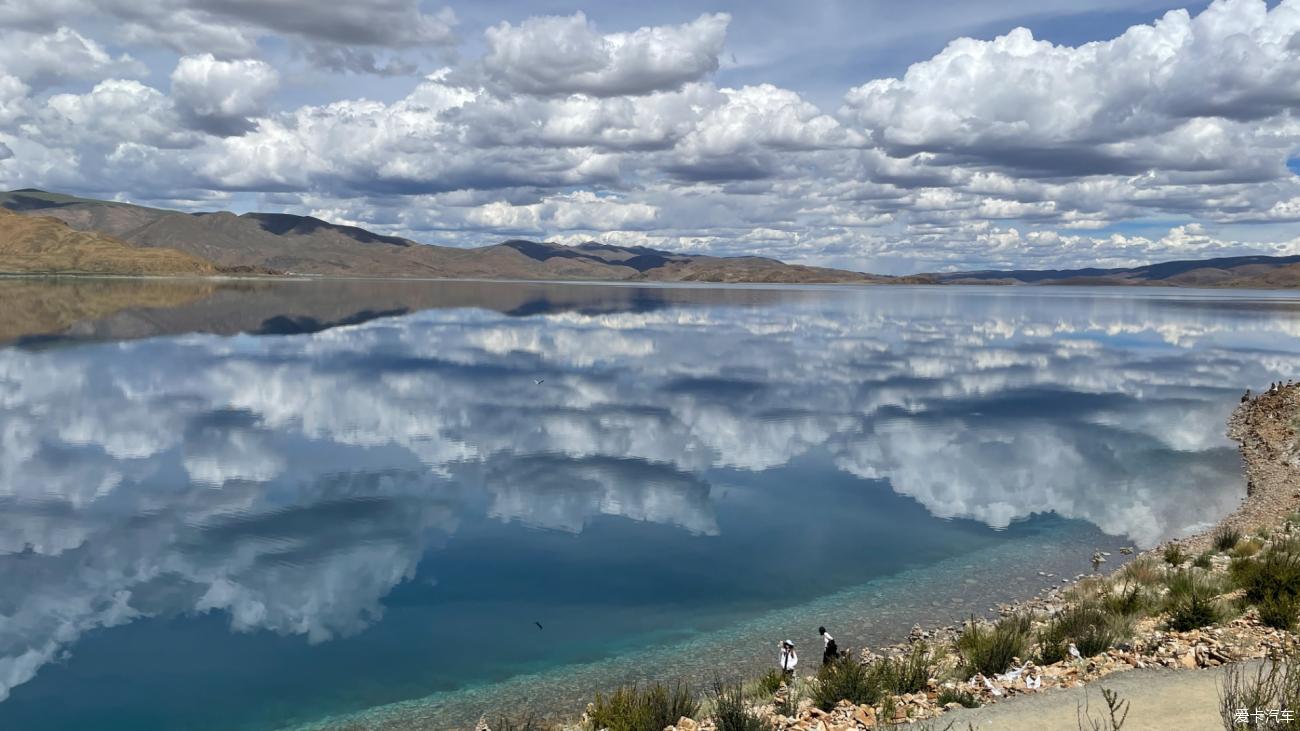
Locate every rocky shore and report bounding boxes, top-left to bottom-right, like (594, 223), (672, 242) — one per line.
(488, 383), (1300, 731)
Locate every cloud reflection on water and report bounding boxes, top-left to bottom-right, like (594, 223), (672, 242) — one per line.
(0, 285), (1296, 704)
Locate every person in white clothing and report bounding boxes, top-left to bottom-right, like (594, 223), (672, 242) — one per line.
(778, 640), (798, 677)
(818, 626), (838, 665)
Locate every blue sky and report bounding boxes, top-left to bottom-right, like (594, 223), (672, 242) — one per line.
(0, 0), (1298, 273)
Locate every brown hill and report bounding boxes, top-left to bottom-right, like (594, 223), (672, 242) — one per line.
(0, 207), (217, 276)
(0, 189), (884, 282)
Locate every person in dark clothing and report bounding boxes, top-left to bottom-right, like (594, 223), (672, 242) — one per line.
(818, 626), (838, 665)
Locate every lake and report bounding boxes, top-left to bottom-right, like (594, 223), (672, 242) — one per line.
(1, 279), (1296, 730)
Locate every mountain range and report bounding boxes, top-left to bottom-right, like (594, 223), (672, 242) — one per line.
(0, 189), (884, 283)
(1, 188), (1298, 288)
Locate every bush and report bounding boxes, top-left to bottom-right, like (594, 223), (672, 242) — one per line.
(937, 687), (981, 708)
(1100, 581), (1154, 618)
(1165, 585), (1225, 632)
(587, 682), (700, 731)
(1163, 543), (1187, 566)
(1119, 557), (1162, 586)
(1232, 539), (1265, 559)
(1232, 540), (1300, 629)
(1037, 603), (1130, 664)
(871, 642), (937, 695)
(1193, 551), (1213, 570)
(754, 668), (785, 697)
(710, 679), (772, 731)
(956, 614), (1031, 677)
(1258, 594), (1300, 631)
(1213, 526), (1243, 552)
(811, 655), (883, 711)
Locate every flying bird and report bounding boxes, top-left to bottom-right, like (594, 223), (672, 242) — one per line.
(534, 621), (544, 630)
(534, 378), (545, 385)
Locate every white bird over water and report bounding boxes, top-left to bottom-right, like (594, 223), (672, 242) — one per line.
(534, 378), (545, 385)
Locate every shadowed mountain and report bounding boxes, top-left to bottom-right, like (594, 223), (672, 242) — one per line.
(0, 189), (883, 283)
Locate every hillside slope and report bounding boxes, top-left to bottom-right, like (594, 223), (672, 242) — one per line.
(0, 189), (882, 282)
(0, 207), (217, 275)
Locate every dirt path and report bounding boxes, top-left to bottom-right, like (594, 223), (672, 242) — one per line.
(902, 662), (1259, 731)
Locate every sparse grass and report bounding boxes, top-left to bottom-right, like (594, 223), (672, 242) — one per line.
(1100, 581), (1156, 618)
(710, 679), (772, 731)
(1214, 526), (1243, 553)
(1077, 687), (1129, 731)
(937, 687), (981, 708)
(1219, 651), (1300, 730)
(772, 677), (806, 717)
(1164, 543), (1188, 566)
(956, 614), (1032, 677)
(811, 655), (882, 711)
(1194, 551), (1214, 570)
(1037, 602), (1130, 665)
(871, 642), (938, 695)
(587, 682), (700, 731)
(1258, 527), (1274, 540)
(1119, 556), (1163, 587)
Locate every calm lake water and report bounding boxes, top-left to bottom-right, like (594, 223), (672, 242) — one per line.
(1, 280), (1297, 730)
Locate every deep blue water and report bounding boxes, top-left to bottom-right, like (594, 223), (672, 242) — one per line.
(0, 281), (1296, 730)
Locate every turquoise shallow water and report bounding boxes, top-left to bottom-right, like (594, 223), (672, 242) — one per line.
(0, 281), (1295, 731)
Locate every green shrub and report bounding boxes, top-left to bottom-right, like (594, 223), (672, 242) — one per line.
(937, 687), (981, 708)
(710, 679), (772, 731)
(1258, 594), (1300, 631)
(1213, 526), (1243, 552)
(1233, 542), (1300, 607)
(1163, 543), (1187, 566)
(871, 642), (937, 695)
(811, 655), (882, 711)
(1037, 602), (1130, 664)
(754, 669), (785, 697)
(587, 682), (700, 731)
(1100, 581), (1154, 618)
(956, 614), (1032, 677)
(1164, 572), (1222, 629)
(1193, 551), (1213, 570)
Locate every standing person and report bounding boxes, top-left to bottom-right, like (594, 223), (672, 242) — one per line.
(778, 640), (798, 677)
(818, 626), (838, 665)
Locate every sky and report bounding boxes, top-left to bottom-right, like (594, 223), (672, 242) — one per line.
(1, 0), (1299, 273)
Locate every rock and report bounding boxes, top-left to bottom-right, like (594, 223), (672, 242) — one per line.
(674, 718), (700, 731)
(852, 705), (877, 727)
(1178, 652), (1198, 669)
(474, 715), (492, 731)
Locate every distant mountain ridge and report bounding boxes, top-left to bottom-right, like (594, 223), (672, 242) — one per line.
(0, 189), (884, 283)
(2, 189), (1298, 288)
(932, 253), (1300, 288)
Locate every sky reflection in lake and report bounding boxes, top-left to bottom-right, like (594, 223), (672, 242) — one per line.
(0, 282), (1296, 730)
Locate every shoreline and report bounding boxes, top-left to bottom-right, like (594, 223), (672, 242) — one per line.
(499, 381), (1299, 731)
